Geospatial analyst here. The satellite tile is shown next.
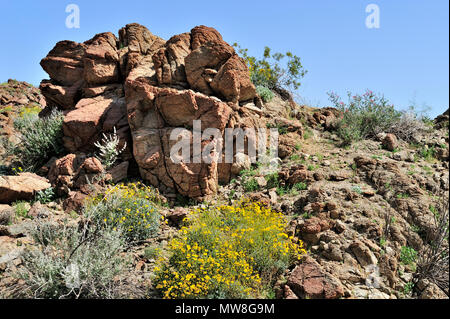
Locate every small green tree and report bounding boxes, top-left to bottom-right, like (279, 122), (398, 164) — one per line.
(233, 44), (307, 92)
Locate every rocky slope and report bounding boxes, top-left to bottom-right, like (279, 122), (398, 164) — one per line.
(0, 23), (448, 299)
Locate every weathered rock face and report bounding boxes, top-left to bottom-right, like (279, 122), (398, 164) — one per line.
(125, 25), (260, 199)
(39, 23), (164, 158)
(47, 153), (104, 196)
(287, 256), (345, 299)
(40, 23), (262, 199)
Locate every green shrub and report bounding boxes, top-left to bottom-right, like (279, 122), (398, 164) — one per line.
(13, 201), (30, 219)
(328, 90), (401, 145)
(265, 172), (280, 189)
(144, 245), (161, 261)
(352, 185), (363, 194)
(418, 146), (436, 162)
(303, 127), (313, 140)
(153, 200), (306, 299)
(403, 281), (414, 295)
(17, 221), (127, 299)
(243, 177), (259, 192)
(8, 109), (64, 171)
(234, 44), (307, 92)
(35, 187), (55, 204)
(293, 182), (308, 191)
(256, 86), (275, 103)
(400, 246), (418, 266)
(84, 182), (161, 244)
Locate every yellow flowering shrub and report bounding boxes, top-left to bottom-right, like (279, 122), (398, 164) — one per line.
(85, 182), (162, 243)
(153, 200), (306, 299)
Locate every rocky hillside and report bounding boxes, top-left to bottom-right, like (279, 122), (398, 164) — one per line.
(0, 23), (448, 300)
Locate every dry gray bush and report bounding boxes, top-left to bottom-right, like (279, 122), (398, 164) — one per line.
(15, 220), (129, 299)
(414, 191), (449, 295)
(388, 109), (428, 143)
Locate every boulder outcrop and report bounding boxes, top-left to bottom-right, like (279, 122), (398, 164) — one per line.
(40, 23), (264, 199)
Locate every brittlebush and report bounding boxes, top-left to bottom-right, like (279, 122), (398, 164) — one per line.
(84, 182), (162, 243)
(154, 200), (306, 299)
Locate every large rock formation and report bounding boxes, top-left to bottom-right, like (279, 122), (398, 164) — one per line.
(39, 23), (264, 199)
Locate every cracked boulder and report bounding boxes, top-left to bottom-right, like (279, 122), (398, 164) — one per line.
(40, 23), (264, 199)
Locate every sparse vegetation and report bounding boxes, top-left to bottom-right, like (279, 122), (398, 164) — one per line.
(328, 90), (401, 146)
(418, 145), (437, 162)
(400, 246), (418, 267)
(415, 191), (449, 293)
(256, 85), (275, 103)
(6, 109), (64, 171)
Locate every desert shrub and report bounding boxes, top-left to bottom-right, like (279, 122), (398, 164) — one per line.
(256, 85), (275, 103)
(84, 182), (161, 244)
(292, 182), (308, 191)
(8, 109), (64, 171)
(400, 246), (418, 266)
(13, 201), (30, 219)
(328, 90), (402, 145)
(17, 221), (127, 299)
(415, 191), (449, 293)
(18, 104), (42, 119)
(35, 187), (55, 204)
(153, 200), (306, 299)
(265, 172), (280, 189)
(144, 245), (161, 261)
(234, 44), (307, 92)
(418, 145), (437, 162)
(243, 177), (259, 192)
(94, 127), (126, 169)
(389, 108), (428, 142)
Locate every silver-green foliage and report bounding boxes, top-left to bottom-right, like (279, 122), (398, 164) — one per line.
(256, 86), (275, 103)
(17, 221), (127, 299)
(94, 127), (126, 169)
(9, 109), (64, 171)
(35, 187), (55, 204)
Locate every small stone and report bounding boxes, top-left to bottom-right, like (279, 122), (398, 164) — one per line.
(382, 133), (398, 151)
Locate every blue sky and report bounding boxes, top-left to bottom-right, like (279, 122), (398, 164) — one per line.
(0, 0), (448, 117)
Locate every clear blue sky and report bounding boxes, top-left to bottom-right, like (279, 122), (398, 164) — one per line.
(0, 0), (448, 117)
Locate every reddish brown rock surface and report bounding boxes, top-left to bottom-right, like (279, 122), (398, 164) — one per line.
(287, 256), (344, 299)
(39, 23), (262, 199)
